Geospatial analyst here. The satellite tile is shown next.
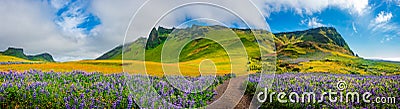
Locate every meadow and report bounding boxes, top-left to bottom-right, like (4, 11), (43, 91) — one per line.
(245, 73), (400, 108)
(0, 56), (250, 77)
(1, 54), (400, 108)
(0, 70), (233, 108)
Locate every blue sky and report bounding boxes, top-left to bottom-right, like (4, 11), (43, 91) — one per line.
(0, 0), (399, 61)
(265, 0), (400, 60)
(53, 0), (101, 40)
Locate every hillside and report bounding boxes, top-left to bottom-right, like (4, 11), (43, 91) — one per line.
(0, 47), (54, 62)
(96, 25), (400, 75)
(98, 26), (271, 61)
(98, 26), (352, 61)
(274, 27), (354, 58)
(0, 54), (32, 62)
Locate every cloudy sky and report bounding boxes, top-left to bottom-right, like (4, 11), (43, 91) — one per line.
(0, 0), (399, 61)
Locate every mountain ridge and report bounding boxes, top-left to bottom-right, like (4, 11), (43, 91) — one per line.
(0, 47), (55, 62)
(273, 27), (354, 59)
(274, 27), (353, 54)
(97, 26), (354, 62)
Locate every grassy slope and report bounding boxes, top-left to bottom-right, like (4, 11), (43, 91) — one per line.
(2, 55), (398, 76)
(0, 48), (54, 62)
(0, 59), (236, 76)
(96, 26), (400, 75)
(0, 61), (121, 74)
(0, 55), (34, 62)
(299, 56), (400, 75)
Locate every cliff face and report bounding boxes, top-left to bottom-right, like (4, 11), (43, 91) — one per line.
(145, 28), (161, 50)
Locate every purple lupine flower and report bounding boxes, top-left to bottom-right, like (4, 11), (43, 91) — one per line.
(213, 90), (218, 95)
(66, 102), (70, 109)
(74, 98), (78, 106)
(80, 93), (84, 99)
(79, 101), (85, 109)
(33, 91), (37, 100)
(112, 102), (117, 109)
(127, 95), (133, 109)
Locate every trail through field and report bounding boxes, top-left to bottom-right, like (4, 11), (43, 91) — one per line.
(207, 76), (251, 109)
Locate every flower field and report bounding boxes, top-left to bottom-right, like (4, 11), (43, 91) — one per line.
(0, 70), (232, 108)
(1, 69), (399, 108)
(246, 73), (400, 108)
(0, 59), (237, 76)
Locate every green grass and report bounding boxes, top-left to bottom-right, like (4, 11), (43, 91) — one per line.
(278, 55), (400, 75)
(0, 55), (33, 62)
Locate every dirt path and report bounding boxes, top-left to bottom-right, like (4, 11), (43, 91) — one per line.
(207, 76), (252, 109)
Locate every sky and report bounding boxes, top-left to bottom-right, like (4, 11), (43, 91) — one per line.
(0, 0), (399, 62)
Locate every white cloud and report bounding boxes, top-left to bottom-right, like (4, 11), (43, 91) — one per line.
(368, 11), (399, 42)
(374, 11), (393, 24)
(370, 22), (397, 32)
(385, 0), (400, 7)
(0, 0), (122, 62)
(252, 0), (370, 17)
(50, 0), (69, 9)
(51, 0), (101, 41)
(363, 57), (400, 62)
(0, 0), (93, 61)
(301, 17), (326, 28)
(380, 35), (396, 43)
(370, 11), (394, 31)
(92, 0), (271, 42)
(89, 0), (147, 55)
(352, 22), (358, 33)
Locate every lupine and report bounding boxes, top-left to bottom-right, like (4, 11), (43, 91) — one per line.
(33, 91), (37, 100)
(246, 73), (400, 108)
(128, 95), (133, 109)
(0, 70), (231, 108)
(79, 101), (85, 109)
(65, 102), (70, 109)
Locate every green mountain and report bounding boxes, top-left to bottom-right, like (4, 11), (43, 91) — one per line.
(96, 25), (400, 75)
(97, 37), (147, 60)
(0, 47), (54, 62)
(97, 25), (268, 61)
(97, 26), (352, 61)
(274, 27), (354, 59)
